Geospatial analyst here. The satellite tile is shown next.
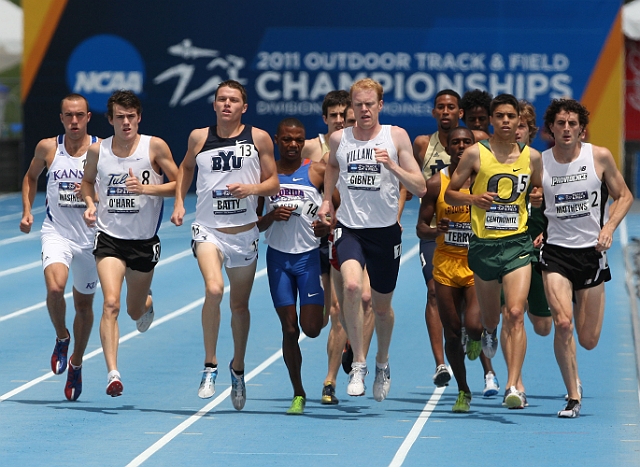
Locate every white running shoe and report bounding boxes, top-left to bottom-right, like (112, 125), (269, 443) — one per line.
(433, 364), (451, 387)
(347, 363), (368, 396)
(483, 371), (500, 397)
(481, 328), (498, 358)
(373, 362), (391, 402)
(198, 367), (217, 399)
(503, 386), (525, 409)
(136, 298), (154, 333)
(229, 361), (246, 410)
(558, 399), (581, 418)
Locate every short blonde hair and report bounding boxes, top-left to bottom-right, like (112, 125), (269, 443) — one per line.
(350, 78), (383, 102)
(518, 100), (538, 144)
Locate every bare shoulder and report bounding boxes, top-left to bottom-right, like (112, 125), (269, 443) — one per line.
(35, 137), (57, 156)
(528, 146), (542, 161)
(591, 144), (614, 161)
(149, 135), (171, 153)
(329, 129), (343, 147)
(251, 126), (274, 153)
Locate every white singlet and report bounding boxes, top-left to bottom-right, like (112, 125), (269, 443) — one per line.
(335, 125), (399, 228)
(41, 134), (98, 247)
(542, 143), (609, 248)
(194, 125), (261, 229)
(96, 135), (164, 240)
(264, 160), (322, 254)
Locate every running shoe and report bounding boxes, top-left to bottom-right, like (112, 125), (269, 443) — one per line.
(558, 398), (581, 418)
(452, 390), (472, 413)
(503, 386), (525, 409)
(433, 364), (451, 387)
(64, 357), (82, 401)
(483, 371), (500, 397)
(466, 339), (482, 361)
(373, 362), (391, 402)
(51, 331), (70, 375)
(229, 360), (246, 411)
(136, 293), (154, 333)
(286, 396), (306, 415)
(106, 372), (123, 397)
(347, 362), (368, 396)
(341, 341), (354, 375)
(321, 382), (339, 405)
(198, 366), (217, 399)
(565, 380), (583, 401)
(481, 328), (498, 358)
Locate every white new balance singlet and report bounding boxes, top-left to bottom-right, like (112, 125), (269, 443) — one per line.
(542, 143), (609, 248)
(264, 160), (322, 254)
(335, 125), (399, 228)
(195, 125), (261, 229)
(96, 135), (165, 240)
(41, 134), (98, 247)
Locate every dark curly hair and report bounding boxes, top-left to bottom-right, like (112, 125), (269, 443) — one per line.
(543, 98), (589, 134)
(460, 89), (492, 114)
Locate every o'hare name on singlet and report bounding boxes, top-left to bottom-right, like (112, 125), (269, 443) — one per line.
(554, 191), (590, 220)
(444, 221), (472, 247)
(485, 204), (519, 231)
(57, 182), (85, 208)
(107, 185), (139, 213)
(212, 189), (248, 215)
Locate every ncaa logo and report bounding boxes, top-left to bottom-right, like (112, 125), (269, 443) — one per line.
(66, 35), (145, 112)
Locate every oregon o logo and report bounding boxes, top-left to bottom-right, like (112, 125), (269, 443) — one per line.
(66, 35), (145, 112)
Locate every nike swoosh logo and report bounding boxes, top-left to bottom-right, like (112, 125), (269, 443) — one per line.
(519, 254), (528, 259)
(513, 168), (522, 172)
(308, 292), (319, 297)
(237, 140), (247, 144)
(292, 178), (303, 182)
(375, 142), (384, 146)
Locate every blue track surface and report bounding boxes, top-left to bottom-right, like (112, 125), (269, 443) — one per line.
(1, 193), (639, 467)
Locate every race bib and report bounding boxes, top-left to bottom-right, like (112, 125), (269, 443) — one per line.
(485, 204), (519, 231)
(347, 163), (381, 191)
(444, 221), (472, 247)
(106, 186), (139, 213)
(554, 191), (590, 220)
(212, 189), (247, 215)
(57, 182), (86, 208)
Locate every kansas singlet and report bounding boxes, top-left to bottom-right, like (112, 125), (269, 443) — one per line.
(264, 160), (322, 254)
(194, 125), (261, 229)
(470, 141), (531, 239)
(42, 134), (98, 247)
(96, 135), (164, 240)
(436, 167), (471, 256)
(335, 125), (399, 228)
(541, 143), (609, 248)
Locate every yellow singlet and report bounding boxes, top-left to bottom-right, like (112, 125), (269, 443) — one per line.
(470, 141), (530, 239)
(436, 167), (471, 257)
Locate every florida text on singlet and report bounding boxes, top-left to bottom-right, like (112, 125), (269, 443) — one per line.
(470, 141), (531, 239)
(336, 125), (399, 228)
(264, 159), (322, 254)
(541, 143), (609, 248)
(195, 125), (261, 229)
(436, 167), (471, 257)
(96, 135), (164, 240)
(42, 134), (98, 247)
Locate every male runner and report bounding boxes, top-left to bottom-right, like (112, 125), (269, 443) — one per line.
(540, 99), (632, 417)
(318, 78), (426, 400)
(460, 89), (492, 134)
(257, 118), (328, 415)
(417, 127), (484, 412)
(20, 93), (98, 401)
(81, 90), (179, 397)
(446, 93), (543, 409)
(171, 80), (279, 410)
(302, 90), (350, 162)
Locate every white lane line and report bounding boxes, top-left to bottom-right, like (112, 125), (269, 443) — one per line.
(0, 261), (41, 278)
(0, 232), (40, 246)
(0, 193), (20, 202)
(0, 248), (193, 322)
(0, 205), (46, 222)
(0, 267), (268, 403)
(388, 387), (446, 467)
(126, 242), (421, 466)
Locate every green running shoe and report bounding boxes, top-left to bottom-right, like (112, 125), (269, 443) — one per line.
(466, 339), (482, 361)
(452, 390), (472, 413)
(287, 396), (306, 415)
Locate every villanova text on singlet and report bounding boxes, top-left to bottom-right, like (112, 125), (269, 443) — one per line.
(96, 135), (164, 240)
(541, 143), (609, 248)
(264, 159), (323, 254)
(42, 134), (98, 247)
(194, 125), (261, 229)
(436, 167), (471, 257)
(470, 140), (531, 239)
(335, 125), (399, 228)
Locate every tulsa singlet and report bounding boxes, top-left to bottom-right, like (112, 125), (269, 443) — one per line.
(96, 135), (164, 240)
(42, 134), (98, 247)
(194, 125), (261, 229)
(335, 125), (399, 228)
